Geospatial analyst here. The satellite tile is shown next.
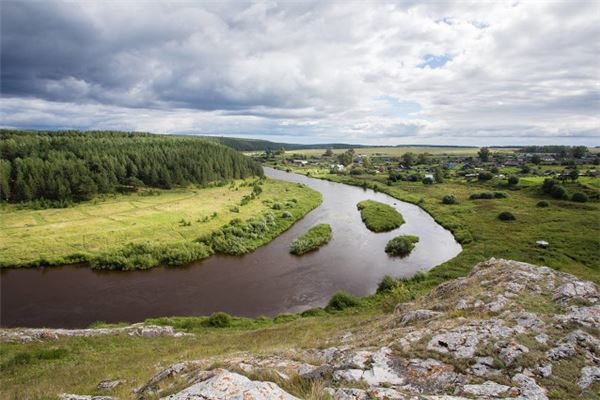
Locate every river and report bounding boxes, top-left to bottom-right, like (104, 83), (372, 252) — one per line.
(0, 168), (461, 328)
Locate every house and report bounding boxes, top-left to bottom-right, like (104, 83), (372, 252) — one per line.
(331, 164), (345, 172)
(292, 160), (308, 166)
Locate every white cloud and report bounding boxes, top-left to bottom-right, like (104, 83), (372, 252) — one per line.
(1, 1), (599, 145)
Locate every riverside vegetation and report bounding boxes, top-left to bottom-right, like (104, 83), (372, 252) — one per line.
(289, 224), (333, 255)
(0, 130), (324, 269)
(356, 199), (405, 232)
(385, 235), (419, 257)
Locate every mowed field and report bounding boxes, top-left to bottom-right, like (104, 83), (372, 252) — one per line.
(0, 178), (315, 267)
(281, 146), (521, 157)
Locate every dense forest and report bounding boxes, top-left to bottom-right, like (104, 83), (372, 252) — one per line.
(0, 130), (263, 204)
(199, 135), (366, 152)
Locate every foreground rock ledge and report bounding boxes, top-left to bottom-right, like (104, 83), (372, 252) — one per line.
(11, 258), (600, 399)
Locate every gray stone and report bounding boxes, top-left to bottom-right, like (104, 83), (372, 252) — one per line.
(462, 380), (510, 397)
(96, 379), (123, 390)
(427, 331), (479, 358)
(553, 281), (598, 305)
(512, 373), (548, 400)
(161, 368), (298, 399)
(398, 309), (442, 326)
(496, 342), (529, 366)
(325, 388), (369, 400)
(554, 305), (600, 328)
(60, 396), (113, 400)
(577, 366), (600, 389)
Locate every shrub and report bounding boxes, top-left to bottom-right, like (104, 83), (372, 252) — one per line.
(300, 307), (327, 317)
(205, 312), (232, 328)
(550, 185), (568, 200)
(380, 283), (413, 313)
(422, 177), (434, 185)
(326, 291), (360, 311)
(571, 192), (589, 203)
(274, 313), (300, 323)
(498, 211), (516, 221)
(281, 211), (293, 218)
(542, 178), (558, 193)
(442, 194), (457, 204)
(470, 192), (494, 200)
(478, 171), (494, 181)
(537, 200), (550, 208)
(289, 224), (332, 255)
(376, 275), (398, 293)
(229, 206), (240, 213)
(494, 192), (508, 198)
(507, 175), (519, 185)
(272, 202), (282, 210)
(385, 235), (419, 257)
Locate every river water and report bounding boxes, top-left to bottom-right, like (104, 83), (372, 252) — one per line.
(0, 168), (461, 328)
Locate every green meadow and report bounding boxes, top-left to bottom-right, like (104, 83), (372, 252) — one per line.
(0, 178), (321, 268)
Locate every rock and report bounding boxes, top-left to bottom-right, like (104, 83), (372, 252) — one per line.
(577, 366), (600, 389)
(486, 294), (509, 313)
(554, 305), (600, 328)
(0, 323), (191, 343)
(496, 341), (529, 366)
(534, 333), (549, 345)
(162, 368), (298, 399)
(462, 380), (510, 397)
(398, 358), (464, 393)
(135, 360), (202, 394)
(470, 357), (500, 377)
(333, 368), (364, 382)
(341, 350), (373, 369)
(537, 363), (552, 378)
(546, 329), (599, 361)
(96, 379), (123, 390)
(368, 387), (407, 399)
(324, 387), (369, 400)
(512, 373), (548, 400)
(398, 309), (442, 326)
(553, 281), (598, 305)
(427, 331), (479, 359)
(60, 395), (113, 400)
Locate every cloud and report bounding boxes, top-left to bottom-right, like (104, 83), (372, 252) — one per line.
(1, 1), (599, 145)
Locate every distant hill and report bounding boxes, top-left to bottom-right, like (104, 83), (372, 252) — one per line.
(196, 136), (367, 152)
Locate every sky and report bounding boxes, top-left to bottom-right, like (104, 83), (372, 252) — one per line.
(1, 1), (599, 146)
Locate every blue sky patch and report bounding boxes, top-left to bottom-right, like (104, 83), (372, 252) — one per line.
(417, 54), (452, 69)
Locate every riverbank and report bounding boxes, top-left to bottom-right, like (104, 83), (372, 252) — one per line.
(2, 258), (598, 399)
(273, 166), (600, 289)
(0, 178), (322, 269)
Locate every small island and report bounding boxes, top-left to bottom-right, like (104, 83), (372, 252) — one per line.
(385, 235), (419, 257)
(356, 200), (405, 232)
(289, 224), (333, 255)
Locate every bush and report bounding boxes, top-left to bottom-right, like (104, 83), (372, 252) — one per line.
(542, 178), (558, 193)
(442, 194), (457, 205)
(478, 171), (494, 181)
(281, 211), (293, 218)
(470, 192), (494, 200)
(422, 177), (434, 185)
(385, 235), (419, 257)
(494, 192), (508, 198)
(537, 200), (550, 208)
(376, 275), (398, 293)
(326, 291), (360, 311)
(507, 175), (519, 185)
(289, 224), (332, 255)
(498, 211), (516, 221)
(272, 202), (282, 210)
(550, 185), (568, 200)
(205, 312), (232, 328)
(300, 307), (327, 317)
(571, 192), (589, 203)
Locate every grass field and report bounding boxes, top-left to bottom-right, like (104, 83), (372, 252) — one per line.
(356, 199), (405, 232)
(279, 146), (520, 157)
(0, 178), (321, 268)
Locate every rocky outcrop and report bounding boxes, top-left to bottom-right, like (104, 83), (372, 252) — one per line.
(0, 323), (192, 343)
(50, 259), (600, 399)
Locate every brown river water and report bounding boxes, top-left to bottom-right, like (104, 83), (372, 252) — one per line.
(0, 168), (461, 328)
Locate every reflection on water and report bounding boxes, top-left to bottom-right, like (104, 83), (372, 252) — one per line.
(0, 168), (461, 328)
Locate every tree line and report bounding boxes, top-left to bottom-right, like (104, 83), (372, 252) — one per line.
(0, 130), (263, 204)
